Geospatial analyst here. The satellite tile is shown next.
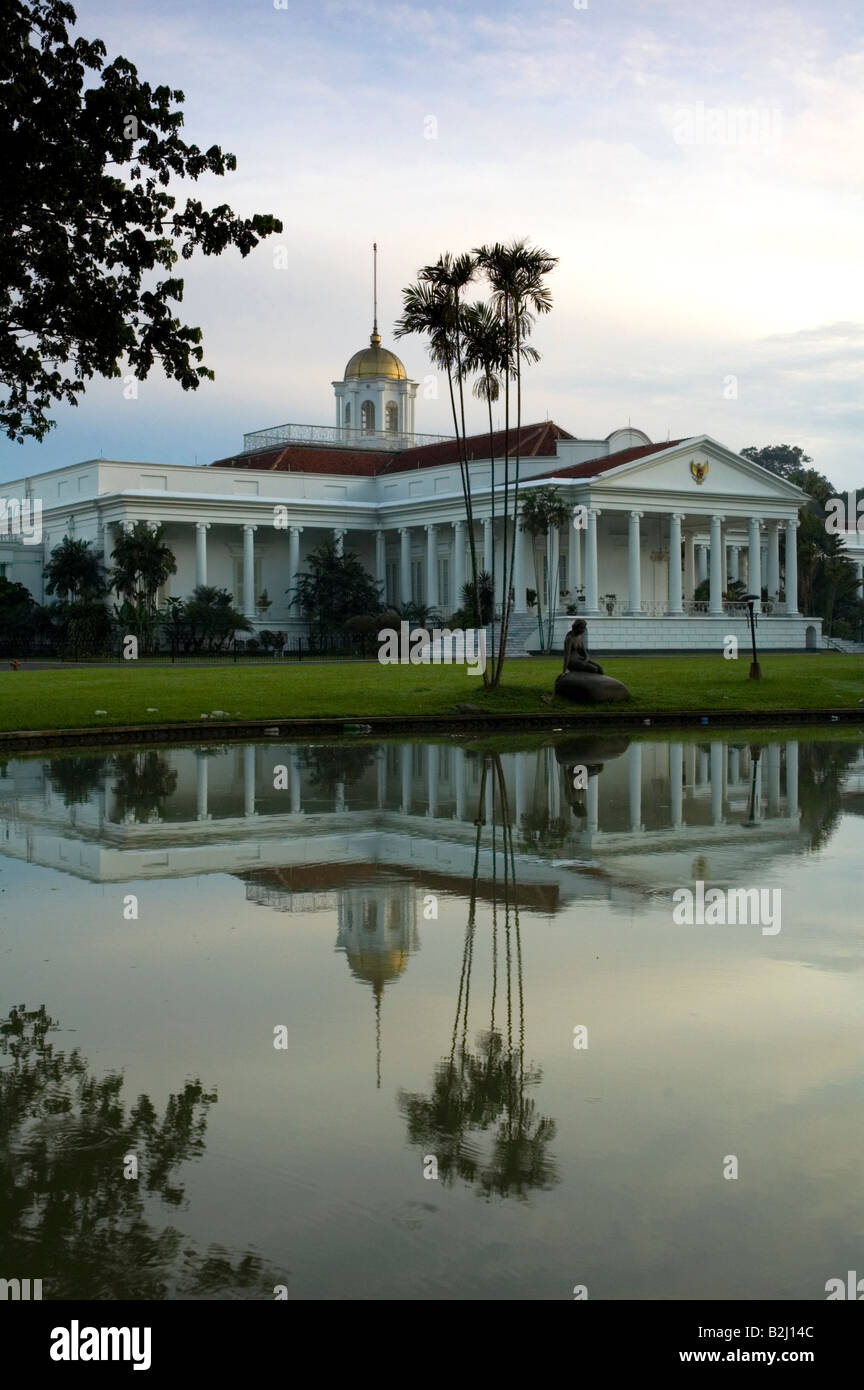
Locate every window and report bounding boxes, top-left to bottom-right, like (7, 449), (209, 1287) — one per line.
(344, 402), (351, 426)
(385, 402), (398, 433)
(411, 558), (423, 603)
(361, 400), (375, 433)
(0, 564), (6, 579)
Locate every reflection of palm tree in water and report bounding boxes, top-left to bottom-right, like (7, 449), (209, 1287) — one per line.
(0, 1005), (278, 1299)
(398, 757), (557, 1198)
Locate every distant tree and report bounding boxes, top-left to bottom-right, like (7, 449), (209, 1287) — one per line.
(109, 521), (177, 652)
(740, 444), (863, 637)
(162, 586), (250, 653)
(0, 0), (282, 442)
(0, 576), (36, 652)
(460, 570), (494, 625)
(43, 536), (104, 601)
(289, 539), (382, 648)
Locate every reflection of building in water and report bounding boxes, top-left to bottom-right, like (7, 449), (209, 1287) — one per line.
(0, 737), (857, 915)
(332, 882), (419, 1089)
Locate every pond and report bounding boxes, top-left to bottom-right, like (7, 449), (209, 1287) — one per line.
(1, 730), (862, 1300)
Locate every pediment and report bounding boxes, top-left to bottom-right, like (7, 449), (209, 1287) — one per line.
(595, 437), (807, 503)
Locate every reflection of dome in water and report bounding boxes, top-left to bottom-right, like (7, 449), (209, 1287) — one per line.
(344, 948), (410, 992)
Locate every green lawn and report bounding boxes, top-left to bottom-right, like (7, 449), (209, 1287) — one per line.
(0, 654), (861, 733)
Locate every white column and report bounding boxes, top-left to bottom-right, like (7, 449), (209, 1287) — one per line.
(288, 526), (302, 591)
(427, 744), (439, 818)
(195, 522), (209, 588)
(766, 523), (780, 604)
(547, 524), (560, 616)
(452, 521), (465, 603)
(784, 519), (799, 614)
(513, 524), (527, 612)
(242, 524), (256, 620)
(401, 745), (412, 813)
(455, 749), (466, 821)
(669, 742), (684, 827)
(684, 530), (695, 602)
(698, 749), (709, 784)
(483, 517), (493, 575)
(243, 745), (256, 817)
(290, 750), (302, 813)
(585, 508), (600, 614)
(710, 742), (724, 824)
(333, 528), (346, 558)
(548, 747), (561, 819)
(696, 542), (709, 586)
(785, 741), (799, 819)
(668, 512), (683, 615)
(586, 774), (599, 833)
(568, 509), (582, 597)
(748, 517), (762, 614)
(515, 752), (527, 827)
(376, 749), (387, 808)
(399, 527), (411, 606)
(709, 516), (724, 615)
(627, 510), (642, 614)
(425, 525), (439, 610)
(628, 742), (642, 831)
(196, 754), (210, 822)
(334, 780), (346, 813)
(375, 528), (386, 594)
(766, 743), (781, 816)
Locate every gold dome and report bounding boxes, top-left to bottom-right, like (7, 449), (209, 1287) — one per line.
(344, 331), (406, 381)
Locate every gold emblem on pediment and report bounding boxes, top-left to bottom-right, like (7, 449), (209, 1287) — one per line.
(690, 460), (709, 485)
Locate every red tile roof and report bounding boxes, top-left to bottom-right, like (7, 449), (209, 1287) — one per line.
(210, 420), (574, 478)
(531, 438), (690, 481)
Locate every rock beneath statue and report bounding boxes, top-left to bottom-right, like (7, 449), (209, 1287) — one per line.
(554, 671), (630, 704)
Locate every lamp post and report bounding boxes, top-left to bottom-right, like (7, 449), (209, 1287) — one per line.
(742, 593), (761, 680)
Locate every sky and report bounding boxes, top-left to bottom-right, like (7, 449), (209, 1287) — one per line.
(4, 0), (863, 487)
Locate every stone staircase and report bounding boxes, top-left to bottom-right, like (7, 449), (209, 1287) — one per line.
(489, 613), (545, 656)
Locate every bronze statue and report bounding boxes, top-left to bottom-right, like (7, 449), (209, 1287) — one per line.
(562, 619), (603, 675)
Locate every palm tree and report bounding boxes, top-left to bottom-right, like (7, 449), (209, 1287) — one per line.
(43, 536), (104, 601)
(462, 302), (538, 655)
(394, 254), (486, 659)
(109, 521), (177, 651)
(472, 240), (558, 686)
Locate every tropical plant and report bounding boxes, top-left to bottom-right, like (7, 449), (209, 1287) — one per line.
(43, 536), (104, 601)
(473, 239), (558, 684)
(160, 586), (250, 653)
(289, 538), (382, 649)
(519, 487), (570, 649)
(0, 576), (36, 652)
(459, 569), (494, 625)
(394, 254), (483, 630)
(108, 521), (177, 653)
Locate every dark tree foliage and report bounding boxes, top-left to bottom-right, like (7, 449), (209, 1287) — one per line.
(0, 0), (283, 441)
(0, 1004), (278, 1298)
(290, 539), (383, 648)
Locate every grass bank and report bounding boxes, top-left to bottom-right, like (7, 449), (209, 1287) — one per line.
(0, 653), (860, 735)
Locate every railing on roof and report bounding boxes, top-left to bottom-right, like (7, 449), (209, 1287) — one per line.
(241, 422), (453, 455)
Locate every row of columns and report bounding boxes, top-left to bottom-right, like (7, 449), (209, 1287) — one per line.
(176, 510), (801, 623)
(186, 741), (800, 827)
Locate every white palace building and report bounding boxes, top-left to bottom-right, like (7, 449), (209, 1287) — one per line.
(1, 319), (841, 652)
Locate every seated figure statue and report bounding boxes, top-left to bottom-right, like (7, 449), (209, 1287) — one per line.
(562, 619), (603, 675)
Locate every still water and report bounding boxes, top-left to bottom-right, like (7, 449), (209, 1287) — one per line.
(1, 731), (862, 1300)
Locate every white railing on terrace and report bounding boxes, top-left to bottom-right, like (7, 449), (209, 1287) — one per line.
(241, 422), (453, 455)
